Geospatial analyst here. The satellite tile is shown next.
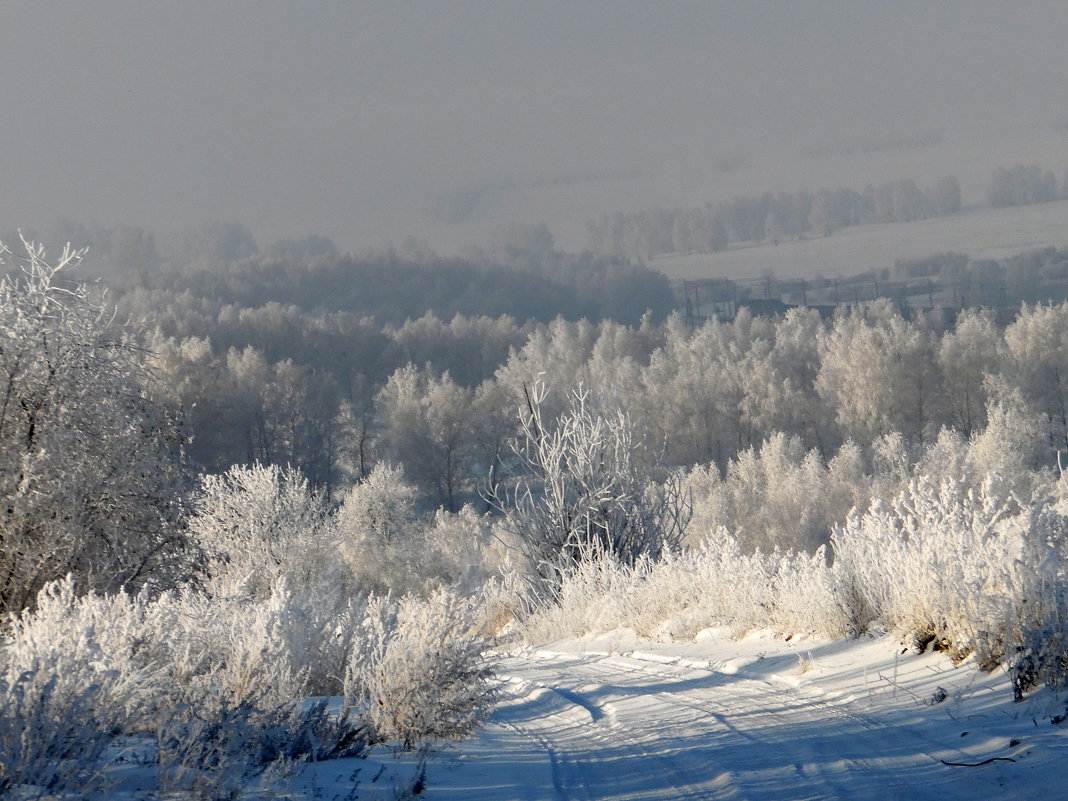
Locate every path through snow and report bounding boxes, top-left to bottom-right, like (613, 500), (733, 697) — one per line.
(417, 631), (1068, 801)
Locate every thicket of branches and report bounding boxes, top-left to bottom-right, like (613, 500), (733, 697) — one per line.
(0, 240), (190, 618)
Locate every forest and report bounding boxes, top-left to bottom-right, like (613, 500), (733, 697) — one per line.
(6, 225), (1068, 796)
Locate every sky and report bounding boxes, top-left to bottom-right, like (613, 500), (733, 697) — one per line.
(2, 1), (1067, 253)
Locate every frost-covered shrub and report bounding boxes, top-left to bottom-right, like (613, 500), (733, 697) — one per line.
(0, 668), (115, 797)
(335, 465), (510, 597)
(335, 463), (436, 596)
(1, 468), (501, 794)
(1, 577), (369, 798)
(831, 477), (1068, 668)
(141, 585), (369, 790)
(155, 681), (364, 800)
(2, 577), (160, 726)
(335, 463), (419, 546)
(684, 434), (866, 553)
(1000, 505), (1068, 698)
(493, 381), (689, 592)
(517, 533), (848, 644)
(422, 505), (515, 594)
(132, 579), (367, 706)
(345, 590), (495, 746)
(0, 578), (160, 796)
(515, 551), (655, 641)
(188, 463), (336, 600)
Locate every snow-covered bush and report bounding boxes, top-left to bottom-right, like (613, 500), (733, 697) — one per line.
(492, 381), (689, 592)
(518, 534), (847, 644)
(154, 680), (364, 800)
(2, 577), (159, 722)
(0, 576), (370, 797)
(831, 477), (1068, 669)
(157, 585), (359, 704)
(684, 433), (866, 553)
(422, 504), (515, 594)
(0, 667), (115, 797)
(335, 465), (511, 597)
(335, 463), (419, 546)
(334, 463), (435, 596)
(0, 578), (159, 796)
(139, 584), (370, 792)
(345, 590), (495, 747)
(188, 463), (336, 600)
(1000, 504), (1068, 699)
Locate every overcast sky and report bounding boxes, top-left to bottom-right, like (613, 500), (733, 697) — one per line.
(2, 1), (1067, 252)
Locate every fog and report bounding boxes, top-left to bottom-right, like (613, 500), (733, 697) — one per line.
(2, 1), (1067, 252)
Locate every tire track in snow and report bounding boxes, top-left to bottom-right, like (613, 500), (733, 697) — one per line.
(494, 667), (748, 800)
(528, 651), (887, 800)
(497, 659), (755, 800)
(494, 649), (1016, 801)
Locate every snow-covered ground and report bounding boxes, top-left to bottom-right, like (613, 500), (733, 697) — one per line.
(413, 629), (1067, 801)
(653, 199), (1068, 283)
(38, 629), (1068, 799)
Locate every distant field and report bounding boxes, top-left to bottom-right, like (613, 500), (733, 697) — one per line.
(651, 198), (1068, 282)
(424, 128), (1068, 255)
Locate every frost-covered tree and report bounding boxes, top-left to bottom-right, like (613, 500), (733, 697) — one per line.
(964, 380), (1046, 503)
(816, 302), (942, 446)
(0, 239), (189, 616)
(493, 317), (600, 418)
(937, 308), (1003, 433)
(930, 175), (962, 215)
(376, 365), (478, 510)
(642, 312), (757, 467)
(389, 312), (523, 389)
(987, 164), (1059, 208)
(492, 381), (689, 590)
(187, 463), (333, 599)
(738, 307), (834, 457)
(334, 463), (427, 595)
(1003, 302), (1068, 452)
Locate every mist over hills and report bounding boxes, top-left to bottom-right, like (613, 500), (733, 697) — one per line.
(2, 2), (1067, 255)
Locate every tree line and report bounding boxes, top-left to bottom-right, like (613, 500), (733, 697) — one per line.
(584, 174), (962, 261)
(586, 162), (1068, 263)
(103, 246), (1068, 519)
(12, 232), (1068, 584)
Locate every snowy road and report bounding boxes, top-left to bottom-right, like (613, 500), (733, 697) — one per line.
(420, 634), (1067, 801)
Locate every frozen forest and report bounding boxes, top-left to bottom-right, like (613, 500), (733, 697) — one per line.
(6, 224), (1068, 797)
